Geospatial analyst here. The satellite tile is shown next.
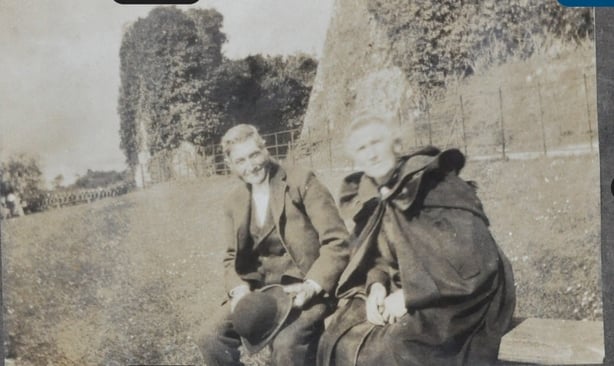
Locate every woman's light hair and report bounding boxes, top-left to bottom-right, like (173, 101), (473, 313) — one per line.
(221, 124), (267, 157)
(345, 114), (395, 137)
(344, 114), (401, 151)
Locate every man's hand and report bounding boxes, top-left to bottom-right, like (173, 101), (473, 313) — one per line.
(229, 285), (250, 313)
(366, 282), (387, 326)
(381, 289), (407, 324)
(283, 280), (321, 308)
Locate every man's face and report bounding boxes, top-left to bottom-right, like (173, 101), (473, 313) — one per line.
(227, 138), (270, 185)
(346, 123), (397, 180)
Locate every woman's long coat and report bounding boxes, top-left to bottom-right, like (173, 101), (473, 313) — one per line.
(317, 148), (516, 366)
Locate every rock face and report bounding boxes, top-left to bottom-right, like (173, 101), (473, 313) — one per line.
(302, 0), (414, 142)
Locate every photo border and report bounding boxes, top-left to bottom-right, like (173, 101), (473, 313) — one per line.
(0, 3), (609, 365)
(596, 7), (614, 365)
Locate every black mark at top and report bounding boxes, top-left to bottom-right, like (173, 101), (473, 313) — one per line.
(115, 0), (198, 4)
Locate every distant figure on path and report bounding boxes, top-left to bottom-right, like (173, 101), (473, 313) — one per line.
(5, 193), (24, 218)
(317, 116), (516, 366)
(199, 124), (350, 366)
(0, 196), (9, 219)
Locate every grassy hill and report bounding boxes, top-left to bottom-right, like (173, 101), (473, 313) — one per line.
(2, 177), (234, 365)
(2, 37), (600, 365)
(1, 151), (600, 365)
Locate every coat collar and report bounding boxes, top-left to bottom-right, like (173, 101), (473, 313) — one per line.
(339, 147), (442, 220)
(234, 160), (287, 243)
(267, 162), (287, 228)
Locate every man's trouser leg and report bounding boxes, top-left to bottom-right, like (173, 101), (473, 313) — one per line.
(199, 306), (244, 366)
(270, 299), (331, 366)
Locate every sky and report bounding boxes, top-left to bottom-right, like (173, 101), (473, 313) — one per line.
(0, 0), (334, 186)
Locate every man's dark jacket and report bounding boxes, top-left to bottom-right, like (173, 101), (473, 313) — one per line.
(318, 148), (516, 366)
(223, 162), (350, 295)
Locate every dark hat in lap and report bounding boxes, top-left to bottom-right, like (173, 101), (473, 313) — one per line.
(231, 284), (294, 353)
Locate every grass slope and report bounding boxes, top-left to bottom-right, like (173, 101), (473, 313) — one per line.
(3, 177), (233, 365)
(1, 152), (600, 365)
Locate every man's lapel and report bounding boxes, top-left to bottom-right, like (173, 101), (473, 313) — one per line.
(235, 184), (251, 251)
(268, 162), (287, 233)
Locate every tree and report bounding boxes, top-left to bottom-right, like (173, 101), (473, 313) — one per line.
(118, 20), (146, 170)
(186, 8), (226, 68)
(261, 54), (317, 130)
(118, 6), (317, 163)
(211, 54), (317, 134)
(365, 0), (593, 91)
(71, 169), (130, 189)
(52, 174), (64, 190)
(118, 7), (227, 163)
(0, 153), (44, 206)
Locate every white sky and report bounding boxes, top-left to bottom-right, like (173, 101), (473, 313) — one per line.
(0, 0), (333, 185)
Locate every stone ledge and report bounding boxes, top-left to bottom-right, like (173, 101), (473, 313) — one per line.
(498, 318), (604, 365)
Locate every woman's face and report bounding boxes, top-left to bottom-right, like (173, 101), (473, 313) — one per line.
(346, 123), (398, 180)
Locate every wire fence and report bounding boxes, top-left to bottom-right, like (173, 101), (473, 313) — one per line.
(142, 129), (303, 183)
(10, 71), (594, 215)
(409, 73), (597, 160)
(143, 71), (597, 184)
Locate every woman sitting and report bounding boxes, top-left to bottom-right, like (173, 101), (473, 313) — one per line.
(317, 116), (516, 366)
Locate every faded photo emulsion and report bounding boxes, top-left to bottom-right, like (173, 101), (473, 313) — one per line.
(0, 1), (604, 365)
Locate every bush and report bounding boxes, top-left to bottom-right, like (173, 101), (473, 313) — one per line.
(0, 153), (45, 213)
(366, 0), (593, 91)
(71, 169), (132, 190)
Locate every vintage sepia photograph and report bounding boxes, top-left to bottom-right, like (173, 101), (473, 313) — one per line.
(0, 0), (602, 365)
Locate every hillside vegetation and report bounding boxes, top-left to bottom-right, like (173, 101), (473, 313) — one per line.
(400, 41), (597, 158)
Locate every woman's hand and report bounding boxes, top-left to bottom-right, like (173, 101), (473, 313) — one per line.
(283, 280), (321, 309)
(366, 282), (387, 326)
(381, 289), (407, 324)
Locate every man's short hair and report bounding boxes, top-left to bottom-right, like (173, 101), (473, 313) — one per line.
(221, 124), (267, 157)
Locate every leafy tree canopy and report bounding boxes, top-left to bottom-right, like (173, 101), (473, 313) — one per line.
(367, 0), (593, 91)
(118, 6), (227, 167)
(71, 169), (132, 190)
(118, 7), (317, 169)
(0, 153), (44, 202)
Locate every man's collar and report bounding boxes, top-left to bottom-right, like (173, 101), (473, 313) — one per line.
(267, 160), (286, 184)
(243, 160), (286, 191)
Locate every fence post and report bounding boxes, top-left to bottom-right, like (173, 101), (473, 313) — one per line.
(290, 129), (296, 164)
(397, 107), (410, 152)
(210, 141), (217, 175)
(308, 128), (313, 169)
(426, 97), (433, 146)
(139, 163), (145, 188)
(537, 81), (548, 157)
(413, 112), (419, 149)
(327, 121), (333, 169)
(459, 94), (468, 156)
(498, 87), (506, 160)
(274, 132), (279, 159)
(583, 73), (594, 151)
(157, 153), (162, 182)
